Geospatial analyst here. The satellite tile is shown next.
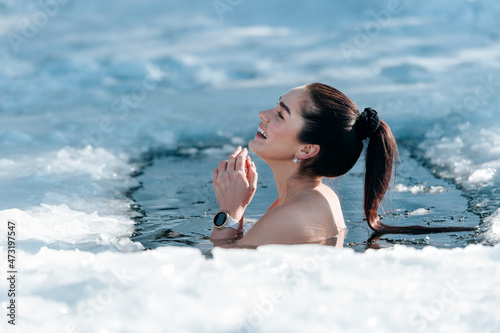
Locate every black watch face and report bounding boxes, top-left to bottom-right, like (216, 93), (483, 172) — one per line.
(214, 212), (227, 227)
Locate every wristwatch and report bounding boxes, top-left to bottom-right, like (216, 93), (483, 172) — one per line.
(213, 211), (240, 230)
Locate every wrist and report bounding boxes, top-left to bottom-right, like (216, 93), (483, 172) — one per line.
(213, 211), (241, 230)
(219, 207), (244, 222)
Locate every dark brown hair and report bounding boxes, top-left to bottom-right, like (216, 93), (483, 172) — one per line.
(298, 83), (474, 234)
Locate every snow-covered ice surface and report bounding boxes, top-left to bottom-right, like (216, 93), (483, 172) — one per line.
(6, 244), (500, 333)
(1, 0), (500, 331)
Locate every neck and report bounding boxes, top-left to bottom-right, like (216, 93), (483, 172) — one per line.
(268, 160), (321, 205)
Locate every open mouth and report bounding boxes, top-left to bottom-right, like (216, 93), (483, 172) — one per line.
(257, 126), (267, 139)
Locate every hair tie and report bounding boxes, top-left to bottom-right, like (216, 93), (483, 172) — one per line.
(355, 107), (380, 140)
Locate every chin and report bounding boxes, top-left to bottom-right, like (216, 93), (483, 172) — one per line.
(248, 140), (263, 158)
(248, 139), (258, 152)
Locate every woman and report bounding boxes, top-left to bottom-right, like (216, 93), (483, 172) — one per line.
(210, 83), (473, 248)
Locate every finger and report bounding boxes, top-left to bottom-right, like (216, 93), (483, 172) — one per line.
(249, 162), (258, 190)
(235, 148), (248, 172)
(239, 147), (248, 160)
(232, 146), (243, 155)
(245, 157), (251, 182)
(218, 160), (228, 172)
(245, 156), (251, 176)
(227, 146), (242, 171)
(213, 168), (218, 183)
(229, 146), (242, 159)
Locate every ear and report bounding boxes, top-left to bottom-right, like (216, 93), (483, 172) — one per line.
(296, 144), (320, 160)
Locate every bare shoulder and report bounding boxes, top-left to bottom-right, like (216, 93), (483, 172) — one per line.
(237, 203), (310, 247)
(237, 185), (342, 247)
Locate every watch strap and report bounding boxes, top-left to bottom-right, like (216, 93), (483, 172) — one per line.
(225, 214), (240, 230)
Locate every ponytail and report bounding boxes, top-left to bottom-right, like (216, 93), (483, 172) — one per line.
(364, 121), (475, 234)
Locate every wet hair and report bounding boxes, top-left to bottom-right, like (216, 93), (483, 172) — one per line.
(298, 83), (475, 234)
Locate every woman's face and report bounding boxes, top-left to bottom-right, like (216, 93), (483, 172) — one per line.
(249, 85), (309, 163)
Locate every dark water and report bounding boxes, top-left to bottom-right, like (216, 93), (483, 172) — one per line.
(131, 144), (482, 255)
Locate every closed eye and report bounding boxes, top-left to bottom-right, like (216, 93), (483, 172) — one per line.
(277, 110), (284, 119)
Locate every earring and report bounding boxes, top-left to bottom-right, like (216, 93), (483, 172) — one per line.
(293, 156), (301, 163)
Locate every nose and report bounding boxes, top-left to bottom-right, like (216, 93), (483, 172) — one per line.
(258, 108), (272, 122)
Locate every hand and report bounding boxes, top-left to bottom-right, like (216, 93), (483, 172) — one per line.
(213, 146), (258, 221)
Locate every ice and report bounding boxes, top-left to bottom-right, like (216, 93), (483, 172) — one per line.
(408, 208), (432, 216)
(486, 209), (500, 242)
(421, 126), (500, 188)
(394, 183), (447, 194)
(200, 144), (239, 156)
(0, 145), (142, 252)
(0, 244), (499, 332)
(468, 168), (496, 184)
(0, 206), (143, 252)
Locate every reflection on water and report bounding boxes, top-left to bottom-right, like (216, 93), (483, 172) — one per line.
(209, 231), (344, 250)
